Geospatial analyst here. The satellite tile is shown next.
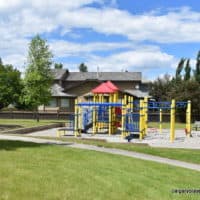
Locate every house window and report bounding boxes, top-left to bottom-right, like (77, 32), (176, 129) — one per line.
(61, 98), (69, 108)
(48, 98), (57, 107)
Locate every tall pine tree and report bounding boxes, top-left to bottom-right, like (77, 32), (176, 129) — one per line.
(175, 58), (185, 80)
(184, 59), (191, 81)
(194, 50), (200, 82)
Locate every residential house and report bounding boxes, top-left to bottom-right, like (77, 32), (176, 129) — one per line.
(48, 69), (149, 112)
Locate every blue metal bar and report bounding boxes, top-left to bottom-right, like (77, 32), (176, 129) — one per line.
(176, 101), (187, 108)
(77, 102), (122, 107)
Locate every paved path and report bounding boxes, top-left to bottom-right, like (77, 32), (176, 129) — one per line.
(0, 134), (200, 172)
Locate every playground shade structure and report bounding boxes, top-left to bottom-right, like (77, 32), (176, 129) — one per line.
(92, 81), (119, 94)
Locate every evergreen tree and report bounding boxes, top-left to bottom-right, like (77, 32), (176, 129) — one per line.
(175, 58), (185, 80)
(0, 58), (2, 66)
(78, 63), (88, 72)
(184, 59), (191, 81)
(149, 74), (172, 101)
(194, 50), (200, 82)
(149, 50), (200, 119)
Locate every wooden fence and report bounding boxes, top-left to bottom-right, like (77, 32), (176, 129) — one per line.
(0, 111), (73, 120)
(0, 110), (199, 123)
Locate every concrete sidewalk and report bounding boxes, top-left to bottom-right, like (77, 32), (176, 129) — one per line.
(0, 134), (200, 172)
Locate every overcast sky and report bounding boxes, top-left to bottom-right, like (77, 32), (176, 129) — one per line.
(0, 0), (200, 80)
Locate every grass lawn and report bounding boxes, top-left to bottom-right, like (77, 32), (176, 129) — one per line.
(0, 119), (66, 128)
(0, 119), (188, 129)
(1, 119), (200, 165)
(39, 137), (200, 165)
(148, 122), (186, 129)
(0, 140), (199, 200)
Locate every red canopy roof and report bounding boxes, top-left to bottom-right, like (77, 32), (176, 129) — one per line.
(92, 81), (119, 94)
(106, 81), (119, 91)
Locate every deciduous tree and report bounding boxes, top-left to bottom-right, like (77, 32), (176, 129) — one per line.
(54, 63), (63, 69)
(23, 35), (53, 121)
(0, 59), (22, 109)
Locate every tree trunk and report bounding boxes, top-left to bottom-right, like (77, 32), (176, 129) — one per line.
(36, 110), (40, 122)
(34, 109), (40, 122)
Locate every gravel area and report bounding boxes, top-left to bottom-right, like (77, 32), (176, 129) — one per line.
(27, 127), (200, 149)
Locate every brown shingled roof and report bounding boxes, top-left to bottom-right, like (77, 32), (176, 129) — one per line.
(52, 69), (68, 80)
(65, 72), (141, 81)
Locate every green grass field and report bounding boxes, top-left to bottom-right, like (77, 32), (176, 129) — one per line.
(0, 119), (188, 129)
(0, 140), (199, 200)
(42, 137), (200, 165)
(0, 119), (65, 128)
(148, 122), (186, 129)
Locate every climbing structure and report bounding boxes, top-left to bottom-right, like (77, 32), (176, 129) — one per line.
(72, 81), (192, 142)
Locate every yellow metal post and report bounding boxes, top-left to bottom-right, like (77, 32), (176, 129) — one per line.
(159, 109), (162, 134)
(144, 97), (148, 136)
(74, 99), (79, 137)
(98, 94), (102, 130)
(124, 95), (128, 136)
(108, 94), (112, 136)
(124, 95), (127, 105)
(92, 95), (96, 135)
(78, 99), (82, 137)
(186, 100), (191, 137)
(116, 92), (118, 103)
(128, 96), (131, 109)
(170, 99), (175, 142)
(121, 98), (126, 138)
(127, 96), (131, 136)
(130, 96), (134, 111)
(113, 93), (117, 133)
(139, 100), (144, 140)
(142, 100), (145, 137)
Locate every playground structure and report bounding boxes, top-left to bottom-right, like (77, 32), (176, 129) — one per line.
(58, 81), (192, 142)
(74, 81), (120, 136)
(147, 100), (191, 142)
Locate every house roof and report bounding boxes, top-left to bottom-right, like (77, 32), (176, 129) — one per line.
(51, 69), (142, 81)
(124, 89), (149, 98)
(65, 72), (141, 81)
(106, 81), (119, 91)
(51, 84), (76, 97)
(52, 69), (68, 80)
